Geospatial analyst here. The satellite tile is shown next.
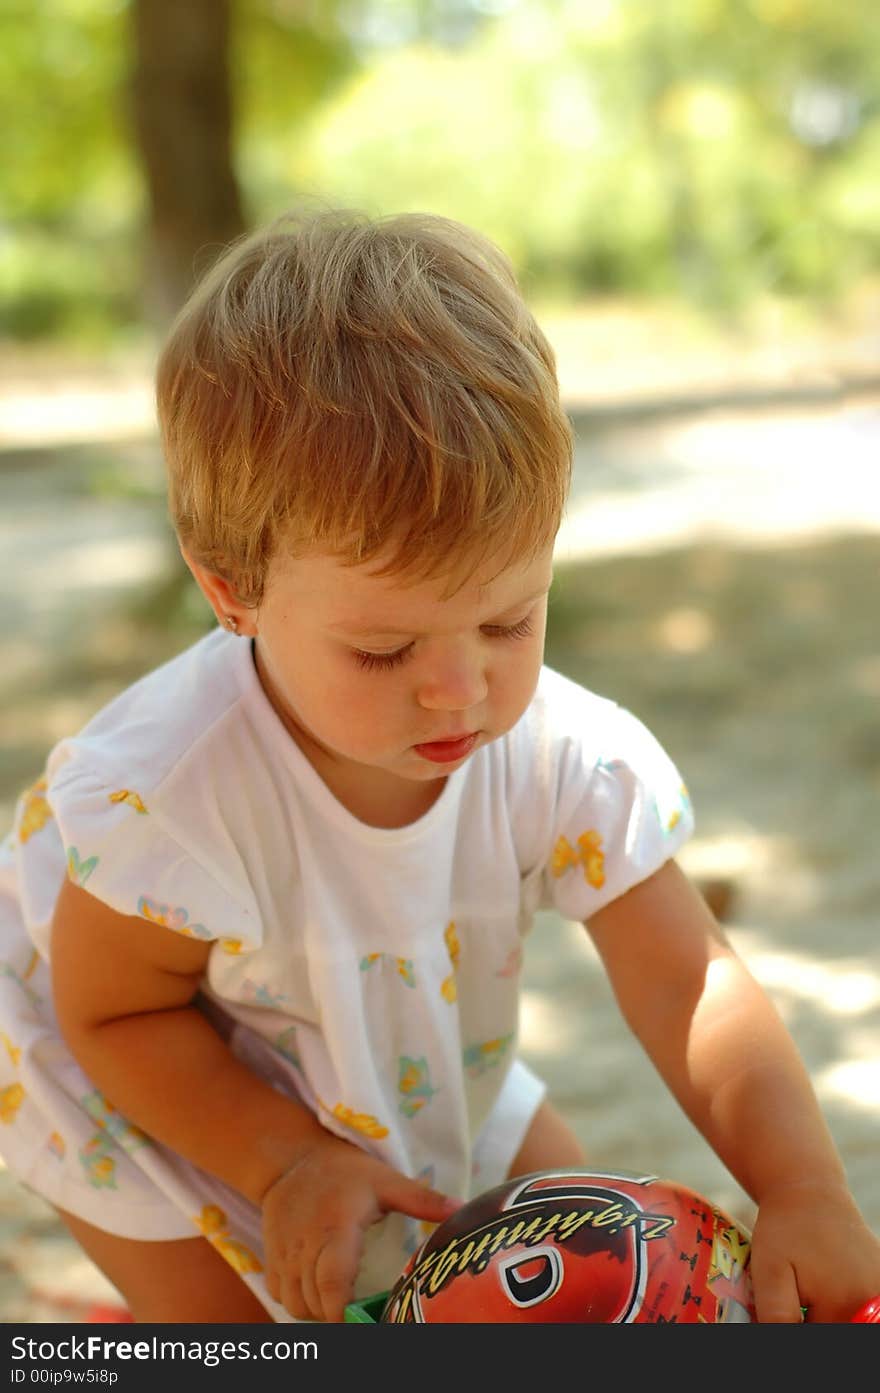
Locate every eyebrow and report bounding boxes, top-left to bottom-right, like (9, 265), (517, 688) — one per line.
(328, 585), (552, 638)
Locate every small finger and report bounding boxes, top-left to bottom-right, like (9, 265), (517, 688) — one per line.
(754, 1262), (802, 1323)
(280, 1273), (315, 1324)
(300, 1243), (338, 1324)
(265, 1263), (282, 1305)
(315, 1229), (362, 1323)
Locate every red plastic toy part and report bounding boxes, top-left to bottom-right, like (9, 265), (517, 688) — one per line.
(851, 1295), (880, 1323)
(382, 1168), (756, 1324)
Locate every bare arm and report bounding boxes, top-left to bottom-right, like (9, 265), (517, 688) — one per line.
(50, 877), (326, 1205)
(585, 858), (845, 1202)
(585, 859), (880, 1320)
(50, 878), (458, 1320)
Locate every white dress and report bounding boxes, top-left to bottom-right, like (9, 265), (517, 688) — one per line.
(0, 630), (694, 1318)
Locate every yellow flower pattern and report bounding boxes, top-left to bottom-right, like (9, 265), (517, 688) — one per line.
(194, 1205), (262, 1275)
(577, 830), (605, 888)
(17, 778), (52, 844)
(398, 1057), (437, 1118)
(551, 836), (580, 876)
(0, 1083), (24, 1124)
(109, 790), (148, 814)
(463, 1035), (514, 1078)
(359, 953), (416, 987)
(329, 1103), (389, 1140)
(551, 829), (605, 889)
(441, 921), (459, 1003)
(79, 1140), (117, 1189)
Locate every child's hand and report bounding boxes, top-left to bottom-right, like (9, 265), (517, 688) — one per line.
(261, 1133), (461, 1322)
(749, 1179), (880, 1323)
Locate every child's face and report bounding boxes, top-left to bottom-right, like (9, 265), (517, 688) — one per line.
(252, 544), (554, 804)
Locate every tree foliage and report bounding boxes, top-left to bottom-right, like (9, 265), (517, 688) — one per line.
(297, 0), (880, 309)
(2, 0), (879, 339)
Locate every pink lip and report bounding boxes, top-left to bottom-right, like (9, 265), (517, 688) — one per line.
(413, 733), (478, 764)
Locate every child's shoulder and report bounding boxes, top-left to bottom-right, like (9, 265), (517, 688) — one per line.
(47, 629), (250, 797)
(523, 664), (625, 744)
(515, 665), (679, 775)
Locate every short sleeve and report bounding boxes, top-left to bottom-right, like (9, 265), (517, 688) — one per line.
(37, 743), (263, 953)
(533, 684), (694, 923)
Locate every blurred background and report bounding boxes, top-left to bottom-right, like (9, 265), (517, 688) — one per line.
(1, 0), (878, 1320)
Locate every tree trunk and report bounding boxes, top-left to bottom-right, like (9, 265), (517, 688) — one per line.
(129, 0), (246, 324)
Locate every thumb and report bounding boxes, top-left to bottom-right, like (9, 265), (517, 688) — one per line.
(378, 1174), (463, 1224)
(753, 1260), (803, 1324)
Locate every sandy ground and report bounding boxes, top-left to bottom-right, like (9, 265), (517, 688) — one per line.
(1, 320), (878, 1321)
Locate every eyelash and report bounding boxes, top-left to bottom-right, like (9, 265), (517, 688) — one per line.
(352, 616), (535, 672)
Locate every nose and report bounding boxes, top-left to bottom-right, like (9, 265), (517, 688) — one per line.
(416, 643), (488, 712)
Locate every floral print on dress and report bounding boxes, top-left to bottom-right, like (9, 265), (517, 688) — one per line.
(274, 1026), (301, 1068)
(17, 778), (52, 844)
(398, 1056), (437, 1118)
(79, 1134), (117, 1188)
(550, 830), (605, 889)
(108, 790), (148, 814)
(654, 782), (692, 834)
(441, 921), (459, 1003)
(81, 1090), (149, 1153)
(67, 847), (98, 887)
(360, 954), (416, 987)
(1, 1032), (21, 1067)
(0, 959), (41, 1011)
(328, 1103), (389, 1140)
(241, 979), (289, 1010)
(463, 1034), (513, 1078)
(137, 896), (212, 939)
(47, 1131), (66, 1160)
(195, 1204), (263, 1275)
(0, 1083), (24, 1124)
(496, 944), (523, 978)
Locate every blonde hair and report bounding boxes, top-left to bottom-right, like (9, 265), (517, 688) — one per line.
(157, 206), (573, 606)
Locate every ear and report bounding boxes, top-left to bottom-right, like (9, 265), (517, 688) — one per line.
(180, 547), (256, 636)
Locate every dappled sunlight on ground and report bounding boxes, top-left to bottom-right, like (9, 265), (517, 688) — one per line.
(557, 399), (880, 561)
(818, 1058), (880, 1113)
(735, 939), (880, 1020)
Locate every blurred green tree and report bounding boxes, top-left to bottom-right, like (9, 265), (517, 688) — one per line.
(1, 0), (879, 338)
(299, 0), (880, 311)
(0, 0), (358, 334)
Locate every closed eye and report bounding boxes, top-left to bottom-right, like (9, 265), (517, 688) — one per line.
(351, 615), (535, 672)
(352, 644), (415, 672)
(481, 616), (534, 641)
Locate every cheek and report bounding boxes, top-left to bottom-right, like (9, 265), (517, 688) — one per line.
(493, 638), (544, 707)
(314, 667), (398, 734)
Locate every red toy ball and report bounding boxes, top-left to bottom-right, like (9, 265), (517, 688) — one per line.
(851, 1295), (880, 1323)
(382, 1168), (756, 1324)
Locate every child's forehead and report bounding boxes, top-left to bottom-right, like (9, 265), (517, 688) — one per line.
(268, 546), (553, 622)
